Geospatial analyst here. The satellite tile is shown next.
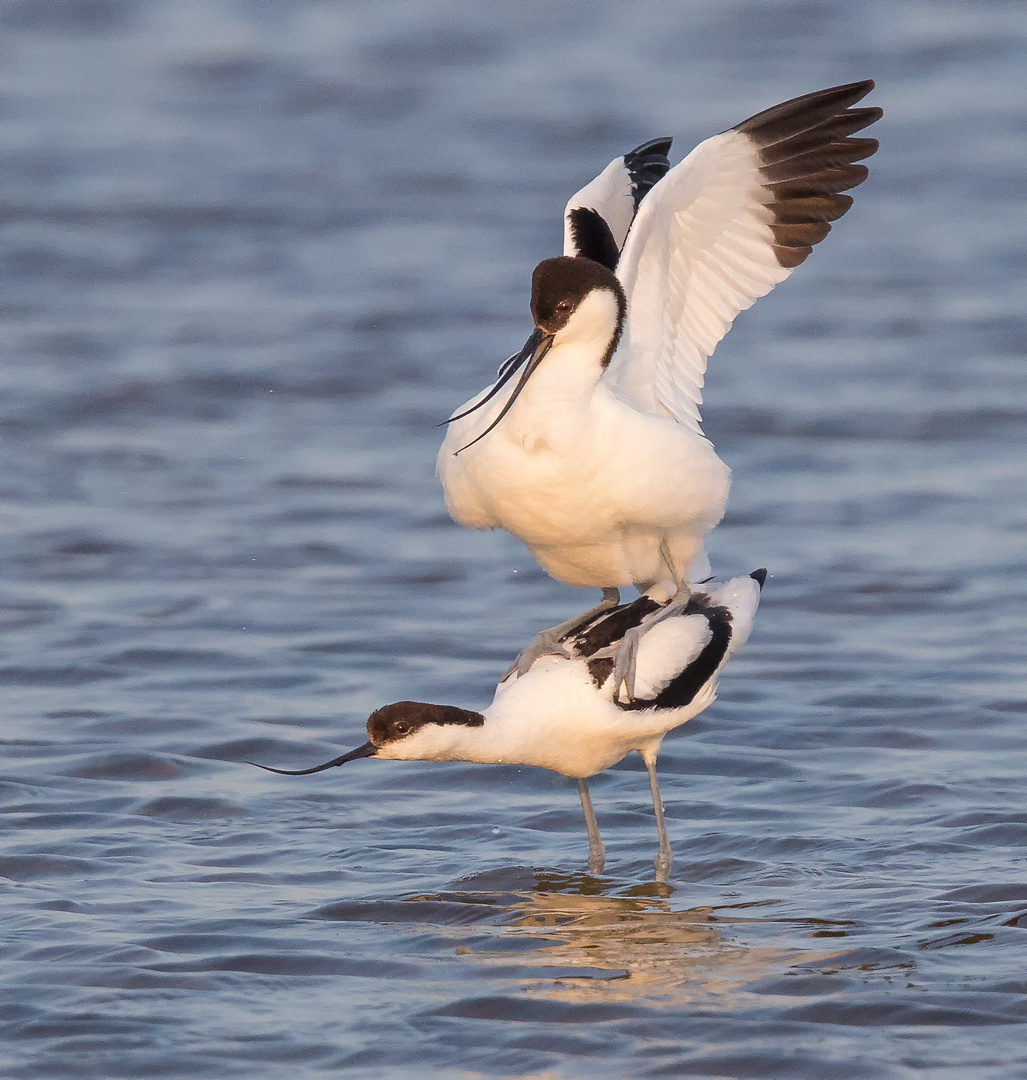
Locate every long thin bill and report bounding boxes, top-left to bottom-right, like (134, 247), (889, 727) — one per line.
(453, 331), (554, 454)
(441, 328), (548, 427)
(248, 740), (377, 775)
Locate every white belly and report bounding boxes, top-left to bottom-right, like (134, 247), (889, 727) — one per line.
(437, 382), (730, 589)
(483, 655), (714, 777)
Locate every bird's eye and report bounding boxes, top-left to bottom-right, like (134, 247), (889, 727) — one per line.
(394, 720), (411, 735)
(556, 300), (572, 314)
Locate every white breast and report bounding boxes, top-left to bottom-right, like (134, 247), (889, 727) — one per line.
(438, 379), (730, 588)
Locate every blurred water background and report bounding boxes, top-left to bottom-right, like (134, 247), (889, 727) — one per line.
(1, 2), (1026, 1077)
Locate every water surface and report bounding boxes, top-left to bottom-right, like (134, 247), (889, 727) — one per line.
(2, 2), (1026, 1077)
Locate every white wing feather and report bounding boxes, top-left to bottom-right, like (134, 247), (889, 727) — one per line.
(631, 614), (713, 700)
(563, 155), (637, 256)
(605, 129), (790, 430)
(630, 572), (763, 698)
(562, 138), (672, 265)
(604, 80), (881, 430)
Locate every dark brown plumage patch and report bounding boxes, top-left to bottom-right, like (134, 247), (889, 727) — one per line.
(566, 138), (672, 270)
(733, 80), (882, 269)
(586, 656), (615, 688)
(367, 701), (485, 746)
(568, 208), (621, 271)
(569, 591), (735, 706)
(568, 596), (662, 658)
(530, 256), (627, 366)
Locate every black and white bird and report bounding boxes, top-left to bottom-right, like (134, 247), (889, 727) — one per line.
(437, 81), (879, 691)
(561, 135), (673, 270)
(252, 570), (765, 881)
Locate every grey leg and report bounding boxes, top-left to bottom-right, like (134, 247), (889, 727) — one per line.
(502, 587), (620, 682)
(658, 537), (677, 583)
(640, 751), (672, 882)
(577, 777), (605, 874)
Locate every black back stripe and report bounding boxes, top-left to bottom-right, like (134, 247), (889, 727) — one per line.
(568, 207), (621, 271)
(619, 602), (734, 712)
(569, 590), (736, 708)
(586, 655), (615, 688)
(567, 596), (662, 657)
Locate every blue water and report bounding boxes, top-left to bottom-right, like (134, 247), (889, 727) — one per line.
(2, 2), (1026, 1077)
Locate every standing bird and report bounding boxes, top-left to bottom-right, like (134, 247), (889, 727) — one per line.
(251, 570), (765, 881)
(437, 82), (879, 690)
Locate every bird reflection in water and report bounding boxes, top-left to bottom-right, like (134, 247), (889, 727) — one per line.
(408, 872), (793, 1006)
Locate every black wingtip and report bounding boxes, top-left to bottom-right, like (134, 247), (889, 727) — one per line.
(624, 136), (673, 161)
(750, 568), (768, 588)
(623, 137), (673, 209)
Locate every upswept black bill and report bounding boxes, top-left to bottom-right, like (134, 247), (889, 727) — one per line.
(440, 329), (547, 429)
(248, 740), (377, 775)
(441, 328), (555, 455)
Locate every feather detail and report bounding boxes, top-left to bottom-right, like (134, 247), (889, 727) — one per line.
(605, 81), (880, 430)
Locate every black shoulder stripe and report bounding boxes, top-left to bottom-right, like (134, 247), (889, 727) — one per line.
(568, 207), (621, 271)
(567, 596), (663, 658)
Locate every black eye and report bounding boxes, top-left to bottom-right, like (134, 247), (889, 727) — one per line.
(556, 300), (572, 314)
(394, 720), (411, 735)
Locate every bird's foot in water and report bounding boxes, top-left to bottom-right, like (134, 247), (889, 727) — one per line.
(501, 587), (621, 682)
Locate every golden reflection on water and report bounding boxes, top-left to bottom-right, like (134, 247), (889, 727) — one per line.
(501, 893), (789, 1005)
(419, 873), (803, 1008)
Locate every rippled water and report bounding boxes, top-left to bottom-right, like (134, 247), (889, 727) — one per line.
(2, 2), (1026, 1077)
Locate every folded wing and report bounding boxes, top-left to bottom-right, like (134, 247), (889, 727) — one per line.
(628, 572), (763, 707)
(605, 81), (882, 429)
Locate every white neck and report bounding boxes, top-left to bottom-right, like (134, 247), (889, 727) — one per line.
(372, 660), (655, 779)
(507, 288), (621, 433)
(553, 287), (621, 357)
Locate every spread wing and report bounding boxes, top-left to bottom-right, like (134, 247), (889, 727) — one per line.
(562, 138), (672, 271)
(604, 80), (882, 430)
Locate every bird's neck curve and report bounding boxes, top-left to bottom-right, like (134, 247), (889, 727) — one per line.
(550, 285), (623, 373)
(516, 288), (622, 419)
(372, 716), (498, 765)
